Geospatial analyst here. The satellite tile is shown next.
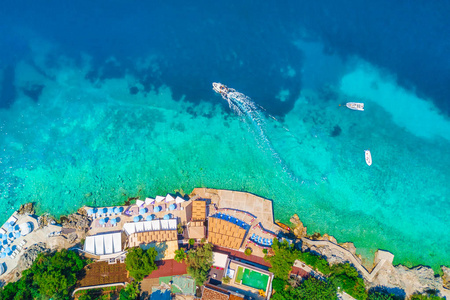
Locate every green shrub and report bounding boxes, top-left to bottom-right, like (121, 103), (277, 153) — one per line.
(244, 248), (252, 256)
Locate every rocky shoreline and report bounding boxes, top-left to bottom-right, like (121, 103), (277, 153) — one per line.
(289, 214), (450, 298)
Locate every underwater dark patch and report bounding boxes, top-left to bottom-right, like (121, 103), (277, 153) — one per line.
(330, 125), (342, 137)
(22, 84), (44, 102)
(0, 65), (16, 109)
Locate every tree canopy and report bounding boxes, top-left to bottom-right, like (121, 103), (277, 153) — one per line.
(174, 249), (187, 263)
(264, 239), (298, 280)
(0, 249), (87, 300)
(272, 277), (338, 300)
(186, 242), (213, 285)
(125, 247), (158, 281)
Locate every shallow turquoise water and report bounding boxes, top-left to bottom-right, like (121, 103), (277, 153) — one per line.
(1, 47), (449, 271)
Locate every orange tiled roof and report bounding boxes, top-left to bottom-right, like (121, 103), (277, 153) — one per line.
(129, 230), (177, 247)
(201, 286), (229, 300)
(192, 200), (206, 221)
(188, 221), (206, 239)
(207, 217), (246, 250)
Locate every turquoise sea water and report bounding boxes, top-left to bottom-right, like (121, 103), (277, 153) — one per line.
(1, 2), (449, 270)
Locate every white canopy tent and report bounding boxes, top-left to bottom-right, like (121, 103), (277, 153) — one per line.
(19, 222), (33, 236)
(175, 196), (185, 204)
(123, 219), (176, 236)
(212, 252), (229, 269)
(165, 194), (175, 203)
(145, 198), (155, 205)
(155, 196), (165, 203)
(84, 232), (122, 256)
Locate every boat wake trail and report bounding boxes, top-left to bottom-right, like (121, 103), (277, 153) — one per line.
(213, 82), (308, 184)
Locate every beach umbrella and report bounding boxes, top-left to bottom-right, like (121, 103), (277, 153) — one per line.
(2, 240), (7, 245)
(99, 218), (105, 225)
(87, 208), (94, 216)
(14, 231), (21, 239)
(110, 218), (117, 225)
(14, 224), (20, 231)
(102, 207), (107, 214)
(139, 208), (147, 214)
(113, 207), (120, 214)
(0, 252), (5, 258)
(169, 204), (176, 211)
(133, 216), (141, 222)
(108, 207), (114, 214)
(119, 207), (124, 212)
(5, 247), (12, 256)
(154, 206), (161, 213)
(0, 234), (6, 240)
(6, 224), (14, 232)
(163, 214), (171, 220)
(104, 217), (109, 223)
(8, 232), (14, 239)
(146, 215), (153, 221)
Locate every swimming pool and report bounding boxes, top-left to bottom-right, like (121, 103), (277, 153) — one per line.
(235, 266), (269, 291)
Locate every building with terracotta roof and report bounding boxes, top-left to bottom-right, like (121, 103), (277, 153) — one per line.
(207, 217), (247, 250)
(192, 200), (206, 221)
(201, 284), (245, 300)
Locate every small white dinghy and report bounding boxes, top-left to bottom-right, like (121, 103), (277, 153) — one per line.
(365, 150), (372, 166)
(346, 102), (364, 111)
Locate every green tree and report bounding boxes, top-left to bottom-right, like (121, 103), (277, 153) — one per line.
(222, 276), (231, 284)
(174, 249), (187, 263)
(119, 282), (140, 300)
(0, 249), (87, 300)
(186, 243), (214, 285)
(188, 239), (195, 248)
(125, 247), (158, 281)
(410, 295), (444, 300)
(244, 248), (252, 256)
(329, 263), (367, 300)
(272, 277), (337, 300)
(264, 239), (298, 280)
(367, 291), (398, 300)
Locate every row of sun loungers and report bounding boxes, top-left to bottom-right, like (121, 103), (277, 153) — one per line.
(250, 233), (274, 246)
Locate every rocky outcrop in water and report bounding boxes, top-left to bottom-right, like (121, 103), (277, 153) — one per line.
(61, 212), (91, 232)
(37, 213), (56, 229)
(440, 266), (450, 289)
(14, 242), (50, 280)
(17, 203), (34, 215)
(290, 214), (307, 238)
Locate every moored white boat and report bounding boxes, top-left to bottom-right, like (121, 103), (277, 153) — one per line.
(365, 150), (372, 166)
(346, 102), (364, 111)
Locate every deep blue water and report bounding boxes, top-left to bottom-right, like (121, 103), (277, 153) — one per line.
(1, 1), (449, 114)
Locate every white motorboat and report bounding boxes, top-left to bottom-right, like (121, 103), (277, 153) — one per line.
(346, 102), (365, 111)
(365, 150), (372, 166)
(212, 82), (230, 99)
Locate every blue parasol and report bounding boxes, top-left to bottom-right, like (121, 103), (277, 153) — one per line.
(99, 218), (105, 225)
(154, 206), (161, 213)
(139, 208), (147, 214)
(169, 204), (176, 211)
(102, 207), (107, 214)
(14, 231), (21, 238)
(163, 214), (171, 220)
(133, 216), (141, 222)
(108, 207), (114, 214)
(146, 215), (154, 221)
(110, 218), (117, 225)
(113, 207), (120, 214)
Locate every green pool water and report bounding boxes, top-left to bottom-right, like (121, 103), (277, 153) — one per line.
(235, 266), (269, 291)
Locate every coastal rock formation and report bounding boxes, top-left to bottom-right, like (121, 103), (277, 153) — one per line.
(289, 214), (307, 238)
(17, 202), (34, 215)
(442, 266), (450, 289)
(14, 242), (50, 280)
(68, 232), (78, 244)
(369, 264), (448, 298)
(37, 213), (56, 229)
(61, 213), (91, 232)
